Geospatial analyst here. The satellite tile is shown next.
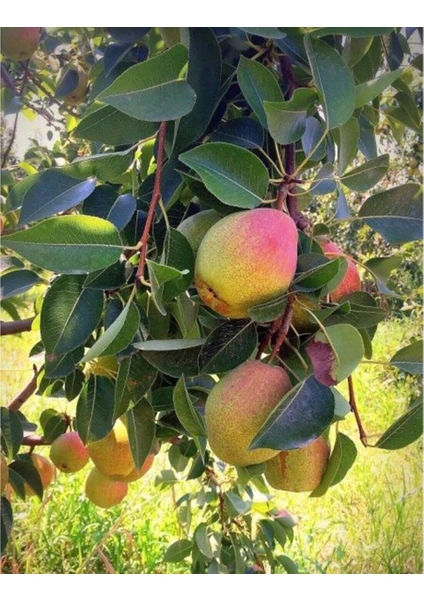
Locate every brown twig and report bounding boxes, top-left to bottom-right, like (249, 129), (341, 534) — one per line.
(0, 317), (35, 336)
(135, 121), (167, 285)
(256, 315), (283, 359)
(21, 434), (49, 447)
(8, 365), (38, 412)
(268, 297), (294, 363)
(348, 375), (368, 447)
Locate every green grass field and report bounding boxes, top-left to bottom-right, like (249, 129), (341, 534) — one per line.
(1, 316), (422, 574)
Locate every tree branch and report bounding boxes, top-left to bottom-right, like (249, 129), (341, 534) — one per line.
(268, 297), (294, 363)
(135, 121), (167, 285)
(1, 64), (18, 95)
(21, 434), (49, 447)
(0, 317), (35, 336)
(348, 375), (368, 447)
(8, 365), (38, 412)
(1, 60), (30, 168)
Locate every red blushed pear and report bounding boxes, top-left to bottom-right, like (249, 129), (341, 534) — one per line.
(321, 241), (361, 302)
(1, 28), (42, 61)
(195, 208), (298, 319)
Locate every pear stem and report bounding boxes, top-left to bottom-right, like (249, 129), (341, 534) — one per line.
(268, 296), (294, 363)
(135, 121), (167, 286)
(348, 375), (368, 447)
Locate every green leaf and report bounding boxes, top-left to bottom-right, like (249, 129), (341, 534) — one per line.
(126, 398), (156, 470)
(224, 491), (252, 517)
(114, 354), (157, 419)
(83, 260), (127, 291)
(0, 407), (24, 460)
(1, 497), (13, 554)
(304, 35), (356, 129)
(264, 102), (308, 145)
(307, 324), (364, 385)
(74, 103), (158, 145)
(338, 117), (359, 175)
(390, 342), (423, 375)
(278, 555), (299, 574)
(164, 539), (193, 562)
(294, 255), (342, 291)
(341, 154), (389, 191)
(18, 170), (96, 227)
(64, 148), (133, 181)
(238, 27), (286, 38)
(250, 376), (335, 451)
(135, 338), (205, 378)
(9, 458), (44, 500)
(310, 432), (357, 497)
(179, 142), (268, 208)
(326, 293), (387, 329)
(75, 375), (115, 444)
(358, 183), (422, 244)
(198, 320), (258, 374)
(44, 347), (84, 379)
(248, 296), (287, 322)
(355, 68), (404, 107)
(237, 55), (283, 128)
(41, 274), (103, 356)
(2, 216), (123, 274)
(0, 269), (43, 300)
(194, 524), (214, 559)
(64, 369), (85, 401)
(342, 37), (374, 67)
(173, 28), (222, 152)
(147, 261), (187, 316)
(310, 27), (394, 38)
(374, 401), (423, 450)
(302, 116), (326, 162)
(42, 413), (68, 443)
(162, 228), (195, 302)
(332, 388), (351, 422)
(81, 301), (140, 362)
(99, 44), (196, 122)
(5, 173), (40, 214)
(173, 376), (206, 437)
(210, 117), (264, 149)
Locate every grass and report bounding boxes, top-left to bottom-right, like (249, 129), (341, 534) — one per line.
(0, 315), (422, 574)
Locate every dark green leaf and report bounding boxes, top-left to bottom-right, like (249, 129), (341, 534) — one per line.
(99, 44), (196, 122)
(114, 353), (157, 419)
(162, 228), (195, 302)
(342, 154), (389, 191)
(18, 170), (96, 226)
(81, 301), (140, 362)
(374, 401), (423, 450)
(2, 216), (123, 274)
(310, 432), (357, 497)
(41, 275), (103, 356)
(265, 102), (308, 145)
(0, 269), (42, 300)
(64, 369), (85, 401)
(135, 338), (205, 378)
(238, 28), (286, 38)
(5, 173), (39, 214)
(224, 491), (251, 517)
(107, 194), (136, 231)
(127, 398), (156, 470)
(248, 296), (288, 322)
(108, 27), (151, 43)
(9, 458), (43, 500)
(194, 524), (214, 559)
(302, 116), (326, 162)
(164, 539), (193, 562)
(355, 68), (404, 107)
(44, 346), (84, 379)
(83, 260), (128, 291)
(199, 320), (258, 374)
(310, 163), (336, 195)
(210, 117), (264, 149)
(1, 497), (13, 554)
(358, 183), (422, 244)
(179, 143), (268, 209)
(237, 55), (283, 128)
(74, 104), (158, 145)
(304, 36), (356, 129)
(42, 413), (68, 443)
(310, 28), (394, 38)
(173, 376), (206, 437)
(0, 407), (24, 460)
(75, 375), (115, 444)
(294, 256), (342, 291)
(338, 117), (359, 174)
(250, 376), (335, 451)
(390, 342), (423, 375)
(64, 148), (133, 181)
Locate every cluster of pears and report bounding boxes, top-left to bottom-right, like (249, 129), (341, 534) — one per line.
(1, 421), (154, 509)
(182, 206), (361, 492)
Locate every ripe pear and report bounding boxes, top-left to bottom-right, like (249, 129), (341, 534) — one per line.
(88, 420), (154, 482)
(85, 467), (128, 508)
(1, 454), (8, 494)
(56, 64), (88, 105)
(1, 28), (42, 61)
(321, 241), (361, 302)
(24, 454), (56, 496)
(195, 208), (298, 318)
(205, 360), (292, 466)
(265, 437), (330, 492)
(50, 431), (89, 473)
(177, 209), (222, 255)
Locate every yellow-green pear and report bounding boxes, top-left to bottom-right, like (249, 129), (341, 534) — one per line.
(24, 454), (56, 496)
(205, 360), (292, 466)
(265, 437), (330, 492)
(85, 467), (128, 508)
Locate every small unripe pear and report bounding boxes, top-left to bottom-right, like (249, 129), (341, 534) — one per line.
(85, 467), (128, 508)
(50, 431), (89, 473)
(1, 28), (42, 61)
(265, 437), (330, 492)
(195, 208), (298, 318)
(177, 209), (222, 255)
(321, 241), (361, 302)
(88, 420), (154, 482)
(205, 360), (292, 466)
(25, 454), (56, 496)
(1, 454), (8, 494)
